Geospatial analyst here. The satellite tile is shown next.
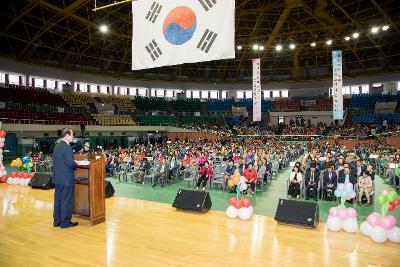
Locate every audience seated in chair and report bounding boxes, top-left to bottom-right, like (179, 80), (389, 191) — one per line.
(243, 163), (258, 195)
(288, 166), (302, 199)
(323, 166), (337, 200)
(305, 163), (320, 201)
(134, 158), (150, 184)
(358, 171), (374, 206)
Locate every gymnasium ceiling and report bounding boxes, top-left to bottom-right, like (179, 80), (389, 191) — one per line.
(0, 0), (400, 83)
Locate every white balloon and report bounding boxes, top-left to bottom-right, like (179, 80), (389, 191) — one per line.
(327, 215), (342, 231)
(238, 207), (252, 220)
(370, 226), (387, 243)
(248, 206), (253, 216)
(26, 178), (31, 186)
(343, 218), (358, 233)
(360, 221), (372, 236)
(0, 138), (4, 142)
(387, 227), (400, 243)
(226, 206), (238, 219)
(16, 178), (23, 186)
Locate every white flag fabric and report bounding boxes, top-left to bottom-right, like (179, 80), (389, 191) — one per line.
(332, 50), (343, 120)
(131, 0), (235, 70)
(252, 58), (261, 122)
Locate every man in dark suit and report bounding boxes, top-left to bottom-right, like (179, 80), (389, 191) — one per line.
(338, 166), (357, 185)
(351, 159), (366, 178)
(53, 128), (78, 228)
(323, 166), (337, 200)
(305, 164), (320, 201)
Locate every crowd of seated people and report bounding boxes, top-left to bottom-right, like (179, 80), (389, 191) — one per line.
(281, 121), (326, 136)
(99, 138), (303, 194)
(286, 139), (400, 205)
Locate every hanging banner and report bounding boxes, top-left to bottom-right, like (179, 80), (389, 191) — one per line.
(252, 58), (261, 122)
(332, 50), (343, 120)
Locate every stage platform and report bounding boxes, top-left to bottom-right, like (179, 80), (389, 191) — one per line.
(0, 184), (399, 267)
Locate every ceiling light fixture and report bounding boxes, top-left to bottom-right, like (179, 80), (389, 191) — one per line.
(99, 24), (108, 33)
(326, 40), (332, 45)
(259, 46), (265, 51)
(289, 43), (296, 50)
(371, 26), (379, 34)
(352, 32), (359, 39)
(344, 36), (350, 41)
(310, 42), (316, 47)
(252, 44), (259, 51)
(237, 45), (242, 50)
(275, 44), (282, 51)
(382, 25), (389, 31)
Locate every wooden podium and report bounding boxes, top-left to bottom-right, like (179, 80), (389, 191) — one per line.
(73, 154), (106, 225)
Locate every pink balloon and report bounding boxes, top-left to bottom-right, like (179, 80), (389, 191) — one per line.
(240, 183), (247, 191)
(239, 176), (246, 183)
(345, 183), (353, 190)
(0, 166), (4, 171)
(0, 143), (4, 148)
(338, 208), (348, 220)
(367, 213), (382, 227)
(338, 183), (345, 191)
(346, 208), (357, 219)
(382, 190), (388, 196)
(347, 191), (356, 200)
(329, 207), (338, 217)
(380, 215), (397, 230)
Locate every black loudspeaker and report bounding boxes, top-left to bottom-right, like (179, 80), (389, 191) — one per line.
(274, 198), (319, 228)
(172, 189), (212, 213)
(80, 124), (86, 132)
(28, 173), (54, 189)
(105, 181), (115, 198)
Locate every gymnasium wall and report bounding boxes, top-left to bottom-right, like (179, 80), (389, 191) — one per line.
(269, 111), (333, 126)
(1, 58), (399, 95)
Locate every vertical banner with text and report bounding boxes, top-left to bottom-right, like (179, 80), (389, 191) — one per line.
(332, 50), (343, 120)
(252, 58), (261, 121)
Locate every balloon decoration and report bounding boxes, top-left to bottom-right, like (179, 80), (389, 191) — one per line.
(227, 171), (250, 194)
(326, 183), (358, 233)
(360, 189), (400, 243)
(225, 178), (254, 220)
(0, 131), (6, 183)
(7, 153), (35, 186)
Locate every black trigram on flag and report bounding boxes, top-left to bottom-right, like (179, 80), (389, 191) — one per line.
(198, 0), (217, 11)
(145, 39), (162, 61)
(145, 1), (163, 23)
(197, 29), (217, 53)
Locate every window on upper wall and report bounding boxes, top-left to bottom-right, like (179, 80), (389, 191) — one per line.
(361, 85), (369, 94)
(0, 72), (6, 84)
(263, 91), (270, 99)
(138, 88), (147, 96)
(237, 91), (244, 99)
(201, 90), (209, 99)
(351, 86), (360, 94)
(245, 91), (252, 99)
(342, 86), (351, 95)
(398, 82), (400, 90)
(57, 80), (68, 90)
(156, 89), (164, 97)
(165, 90), (174, 98)
(47, 79), (56, 89)
(119, 87), (127, 95)
(272, 90), (280, 98)
(221, 90), (227, 99)
(372, 83), (382, 87)
(281, 90), (289, 97)
(186, 90), (192, 98)
(99, 85), (107, 94)
(210, 91), (218, 99)
(32, 77), (44, 87)
(128, 88), (136, 96)
(192, 90), (200, 99)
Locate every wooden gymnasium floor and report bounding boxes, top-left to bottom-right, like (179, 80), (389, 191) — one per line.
(0, 184), (399, 267)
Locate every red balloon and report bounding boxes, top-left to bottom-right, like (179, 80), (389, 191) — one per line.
(228, 197), (237, 206)
(10, 172), (17, 178)
(22, 172), (29, 179)
(393, 199), (400, 207)
(232, 198), (241, 209)
(388, 203), (396, 212)
(0, 175), (7, 183)
(0, 130), (6, 138)
(240, 197), (251, 208)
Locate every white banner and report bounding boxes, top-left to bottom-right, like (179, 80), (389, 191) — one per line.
(252, 58), (261, 122)
(332, 50), (343, 120)
(132, 0), (235, 70)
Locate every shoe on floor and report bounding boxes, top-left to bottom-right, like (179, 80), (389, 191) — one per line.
(60, 222), (78, 228)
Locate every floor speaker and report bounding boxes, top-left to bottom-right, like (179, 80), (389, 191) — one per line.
(28, 173), (54, 189)
(274, 198), (319, 228)
(172, 189), (212, 213)
(105, 181), (115, 198)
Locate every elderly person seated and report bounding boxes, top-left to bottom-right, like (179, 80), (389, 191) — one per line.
(358, 171), (374, 206)
(288, 166), (302, 199)
(323, 166), (337, 200)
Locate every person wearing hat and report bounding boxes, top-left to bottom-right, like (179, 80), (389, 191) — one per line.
(81, 142), (92, 154)
(305, 163), (320, 201)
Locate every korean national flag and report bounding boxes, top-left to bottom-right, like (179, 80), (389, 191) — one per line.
(132, 0), (235, 70)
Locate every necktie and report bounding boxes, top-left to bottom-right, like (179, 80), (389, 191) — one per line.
(311, 172), (314, 183)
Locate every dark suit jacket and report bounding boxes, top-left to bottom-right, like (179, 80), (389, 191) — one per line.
(305, 170), (320, 186)
(52, 140), (78, 186)
(351, 164), (366, 177)
(338, 172), (357, 185)
(323, 171), (337, 188)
